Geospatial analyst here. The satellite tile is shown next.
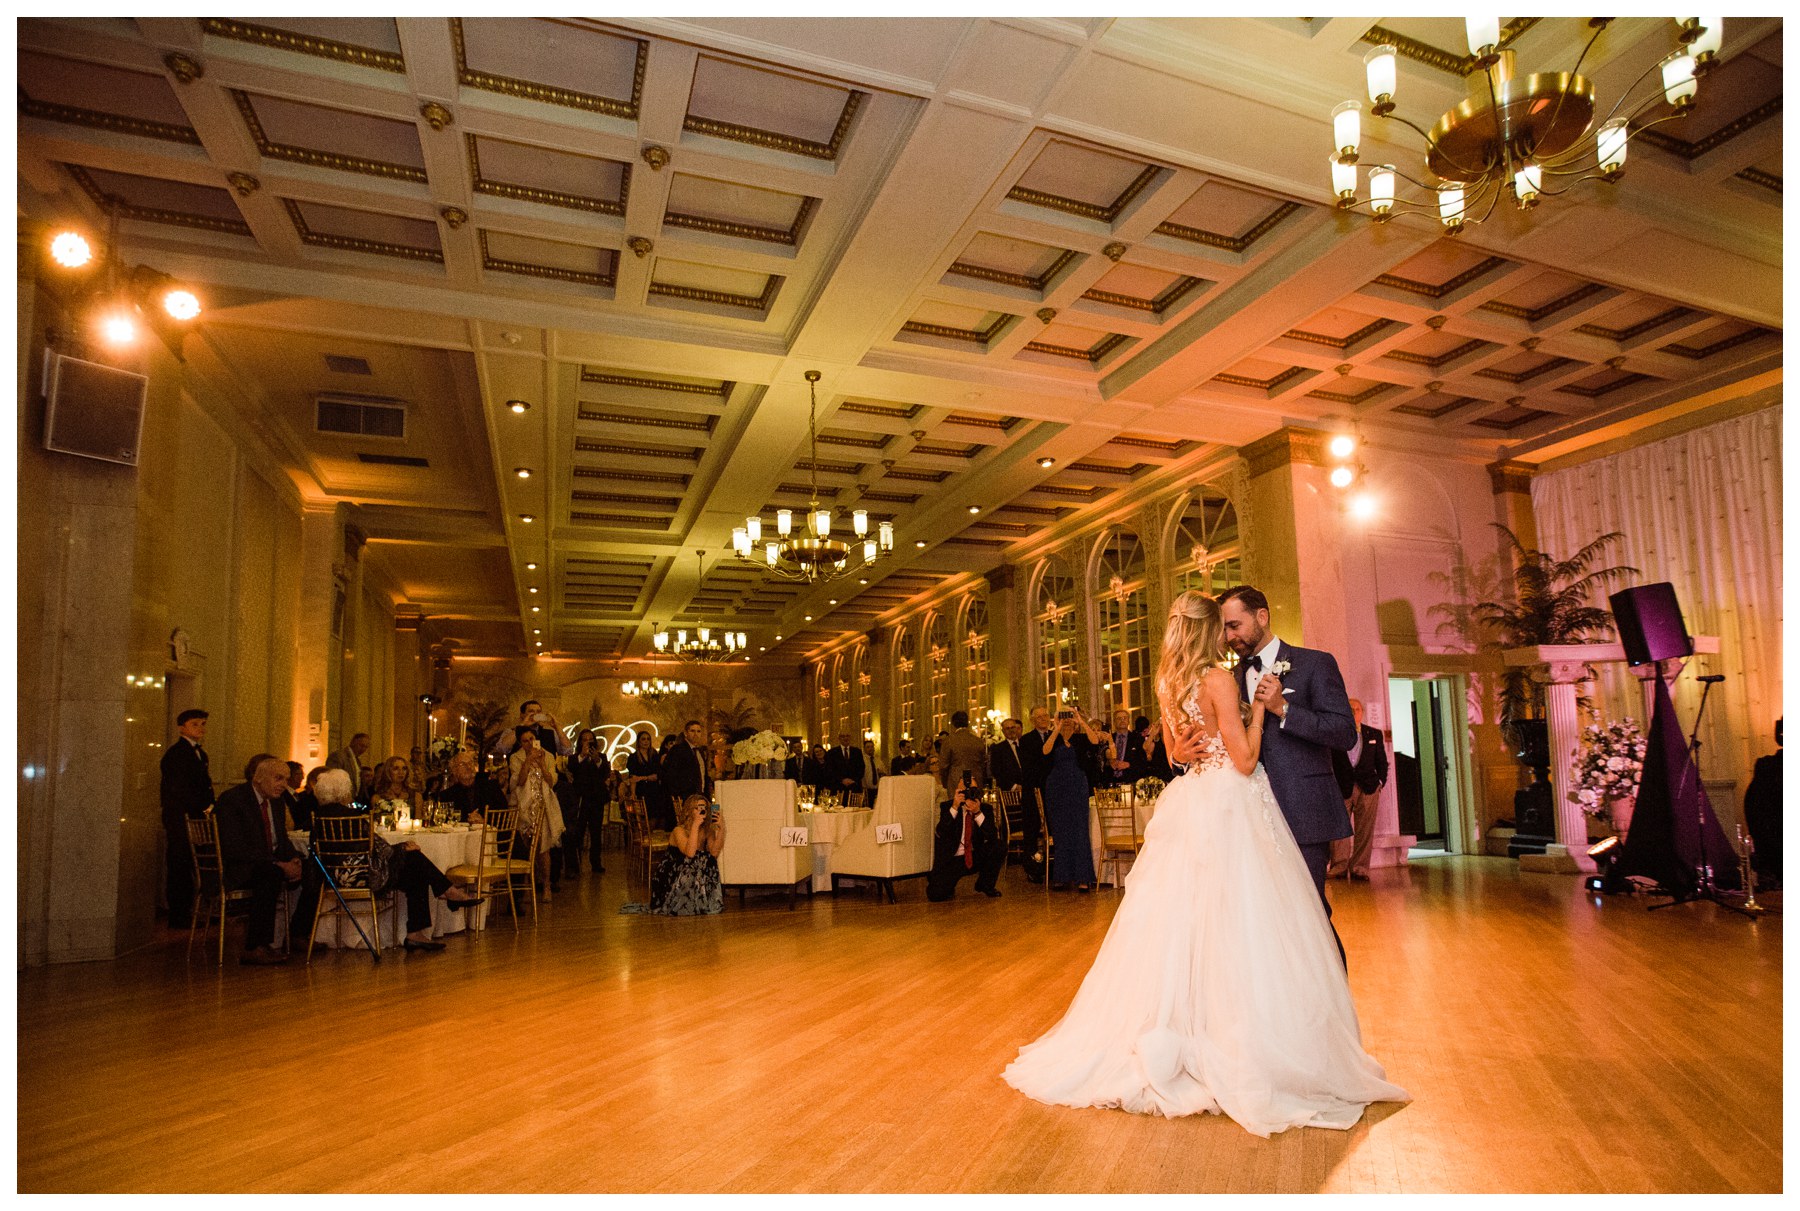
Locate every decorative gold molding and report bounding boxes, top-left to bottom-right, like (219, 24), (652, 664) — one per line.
(439, 206), (467, 229)
(577, 407), (714, 433)
(860, 489), (921, 505)
(571, 489), (682, 509)
(899, 315), (1013, 346)
(227, 172), (260, 197)
(1474, 356), (1574, 384)
(1556, 372), (1653, 398)
(663, 195), (816, 246)
(573, 466), (691, 487)
(1393, 394), (1476, 420)
(575, 438), (703, 462)
(839, 399), (922, 419)
(883, 467), (950, 484)
(1241, 426), (1329, 476)
(164, 52), (203, 84)
(648, 275), (780, 312)
(1573, 306), (1693, 342)
(66, 165), (250, 235)
(1034, 483), (1109, 500)
(817, 432), (892, 450)
(1067, 460), (1148, 477)
(232, 91), (427, 183)
(570, 511), (670, 529)
(1024, 333), (1128, 364)
(1154, 200), (1301, 252)
(466, 133), (630, 216)
(1109, 434), (1188, 454)
(1307, 380), (1396, 405)
(1359, 18), (1538, 77)
(641, 144), (670, 170)
(284, 199), (441, 261)
(20, 96), (200, 145)
(1211, 365), (1307, 393)
(1487, 459), (1538, 494)
(1735, 166), (1781, 194)
(1661, 326), (1773, 360)
(1082, 274), (1204, 316)
(1638, 97), (1781, 160)
(1383, 337), (1489, 367)
(419, 101), (453, 132)
(794, 456), (861, 476)
(1374, 255), (1509, 299)
(627, 236), (653, 258)
(201, 18), (405, 72)
(948, 246), (1079, 293)
(683, 89), (864, 161)
(912, 440), (984, 459)
(1285, 316), (1395, 350)
(479, 230), (615, 286)
(1472, 406), (1552, 431)
(1035, 307), (1058, 323)
(1478, 280), (1606, 322)
(581, 369), (730, 397)
(451, 18), (644, 118)
(944, 412), (1017, 432)
(1008, 163), (1161, 224)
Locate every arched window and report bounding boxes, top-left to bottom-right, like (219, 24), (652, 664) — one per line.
(1036, 558), (1079, 711)
(832, 651), (850, 740)
(894, 625), (917, 745)
(1171, 484), (1243, 598)
(849, 644), (871, 746)
(925, 611), (950, 737)
(1094, 527), (1152, 716)
(962, 592), (990, 723)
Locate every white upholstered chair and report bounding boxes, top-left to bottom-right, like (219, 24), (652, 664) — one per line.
(715, 779), (814, 909)
(828, 774), (938, 903)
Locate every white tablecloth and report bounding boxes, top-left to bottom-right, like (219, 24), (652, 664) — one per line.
(800, 808), (874, 891)
(291, 825), (490, 948)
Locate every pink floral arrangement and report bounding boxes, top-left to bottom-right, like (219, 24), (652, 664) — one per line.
(1569, 718), (1648, 822)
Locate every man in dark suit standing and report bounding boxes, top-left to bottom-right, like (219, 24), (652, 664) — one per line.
(988, 717), (1027, 851)
(661, 719), (713, 804)
(1328, 698), (1390, 881)
(1218, 585), (1358, 959)
(159, 708), (215, 929)
(823, 731), (865, 799)
(927, 782), (1005, 900)
(214, 753), (302, 965)
(1104, 708), (1149, 786)
(1016, 707), (1055, 882)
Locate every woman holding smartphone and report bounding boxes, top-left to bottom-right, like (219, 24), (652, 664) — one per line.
(1042, 706), (1106, 891)
(622, 794), (726, 916)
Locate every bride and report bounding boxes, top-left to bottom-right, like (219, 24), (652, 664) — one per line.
(1001, 591), (1408, 1137)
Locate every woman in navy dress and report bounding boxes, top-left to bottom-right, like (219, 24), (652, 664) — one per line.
(1041, 707), (1107, 891)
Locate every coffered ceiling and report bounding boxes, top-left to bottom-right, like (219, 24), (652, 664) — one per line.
(17, 16), (1783, 664)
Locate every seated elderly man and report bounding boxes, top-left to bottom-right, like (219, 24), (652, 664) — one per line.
(215, 753), (303, 966)
(440, 750), (508, 823)
(927, 782), (1005, 902)
(308, 769), (484, 953)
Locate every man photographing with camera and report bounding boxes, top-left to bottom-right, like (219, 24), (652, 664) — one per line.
(927, 777), (1005, 902)
(491, 699), (572, 758)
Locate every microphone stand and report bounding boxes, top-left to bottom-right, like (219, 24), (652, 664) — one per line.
(1649, 670), (1761, 918)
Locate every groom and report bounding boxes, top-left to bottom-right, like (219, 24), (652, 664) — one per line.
(1218, 585), (1359, 958)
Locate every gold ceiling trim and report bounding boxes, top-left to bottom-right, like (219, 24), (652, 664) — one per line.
(1573, 306), (1694, 342)
(283, 198), (443, 262)
(1307, 381), (1396, 405)
(1008, 163), (1161, 224)
(1035, 484), (1109, 500)
(900, 315), (1013, 346)
(1212, 365), (1307, 392)
(775, 482), (843, 498)
(572, 466), (691, 487)
(1735, 166), (1781, 195)
(581, 369), (730, 397)
(969, 520), (1034, 535)
(65, 165), (252, 236)
(884, 467), (951, 484)
(1384, 338), (1490, 367)
(1024, 333), (1128, 364)
(20, 96), (200, 145)
(451, 18), (645, 119)
(794, 456), (862, 476)
(1662, 326), (1772, 360)
(1359, 18), (1537, 77)
(682, 90), (864, 162)
(817, 432), (893, 450)
(232, 90), (426, 183)
(468, 134), (629, 216)
(1392, 395), (1478, 419)
(1556, 373), (1654, 399)
(575, 438), (703, 462)
(479, 231), (616, 287)
(944, 412), (1018, 431)
(1285, 316), (1395, 350)
(1475, 357), (1575, 384)
(1478, 281), (1606, 322)
(569, 512), (670, 529)
(648, 276), (780, 312)
(201, 17), (405, 72)
(663, 195), (817, 246)
(1067, 460), (1149, 477)
(943, 536), (1008, 548)
(571, 489), (682, 508)
(912, 441), (985, 459)
(576, 407), (713, 432)
(1472, 406), (1552, 431)
(948, 247), (1079, 293)
(839, 399), (922, 419)
(1154, 200), (1301, 252)
(1637, 97), (1781, 161)
(998, 502), (1070, 518)
(860, 489), (921, 504)
(1109, 434), (1188, 454)
(1373, 255), (1509, 299)
(1081, 274), (1205, 315)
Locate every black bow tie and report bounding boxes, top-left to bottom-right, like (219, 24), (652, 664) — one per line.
(1247, 655), (1263, 672)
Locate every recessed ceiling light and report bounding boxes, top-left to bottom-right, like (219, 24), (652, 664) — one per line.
(759, 646), (766, 651)
(531, 606), (541, 613)
(967, 505), (980, 514)
(525, 562), (538, 570)
(515, 467), (532, 479)
(533, 629), (541, 635)
(858, 578), (869, 585)
(508, 400), (530, 414)
(528, 586), (539, 594)
(828, 599), (838, 605)
(1038, 457), (1055, 468)
(915, 540), (927, 548)
(519, 514), (535, 523)
(804, 615), (813, 621)
(775, 634), (783, 641)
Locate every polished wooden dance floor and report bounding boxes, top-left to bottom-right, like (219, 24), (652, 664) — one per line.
(16, 855), (1781, 1193)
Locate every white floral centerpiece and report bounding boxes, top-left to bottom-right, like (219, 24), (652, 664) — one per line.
(731, 729), (789, 773)
(427, 735), (461, 769)
(1569, 718), (1648, 826)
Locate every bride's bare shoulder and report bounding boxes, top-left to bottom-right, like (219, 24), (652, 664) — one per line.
(1202, 665), (1236, 694)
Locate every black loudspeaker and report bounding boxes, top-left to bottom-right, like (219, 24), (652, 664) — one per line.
(1609, 582), (1692, 667)
(43, 352), (148, 466)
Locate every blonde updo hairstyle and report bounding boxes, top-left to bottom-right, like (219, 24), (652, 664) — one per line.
(1156, 591), (1232, 718)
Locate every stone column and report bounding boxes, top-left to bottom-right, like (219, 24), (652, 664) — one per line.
(984, 565), (1017, 720)
(292, 503), (345, 762)
(1488, 459), (1539, 552)
(1240, 427), (1351, 648)
(1541, 659), (1598, 873)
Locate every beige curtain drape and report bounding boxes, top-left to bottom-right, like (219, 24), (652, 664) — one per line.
(1531, 404), (1782, 824)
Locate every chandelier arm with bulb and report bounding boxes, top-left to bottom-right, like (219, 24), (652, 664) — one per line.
(1379, 112), (1495, 180)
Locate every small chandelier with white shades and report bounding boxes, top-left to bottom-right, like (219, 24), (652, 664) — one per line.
(733, 370), (895, 585)
(653, 551), (748, 662)
(1328, 18), (1721, 231)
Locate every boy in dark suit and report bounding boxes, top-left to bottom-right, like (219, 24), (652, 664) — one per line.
(159, 708), (215, 929)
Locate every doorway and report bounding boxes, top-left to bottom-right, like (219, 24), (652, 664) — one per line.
(1388, 676), (1466, 854)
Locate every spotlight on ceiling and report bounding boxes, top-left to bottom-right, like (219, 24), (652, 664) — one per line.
(518, 514), (535, 523)
(525, 562), (538, 570)
(50, 231), (92, 269)
(1038, 457), (1055, 469)
(508, 399), (531, 414)
(1329, 465), (1355, 489)
(99, 309), (137, 346)
(515, 467), (532, 479)
(161, 288), (201, 321)
(1328, 434), (1356, 460)
(1349, 492), (1378, 521)
(915, 540), (927, 549)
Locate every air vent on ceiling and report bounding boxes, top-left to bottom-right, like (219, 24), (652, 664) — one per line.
(316, 393), (406, 439)
(324, 354), (373, 375)
(356, 452), (428, 467)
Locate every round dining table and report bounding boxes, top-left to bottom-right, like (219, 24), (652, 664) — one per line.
(289, 823), (490, 949)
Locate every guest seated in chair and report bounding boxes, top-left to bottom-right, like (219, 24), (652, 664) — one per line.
(927, 781), (1005, 902)
(307, 769), (483, 952)
(441, 751), (507, 823)
(622, 794), (726, 916)
(215, 753), (304, 966)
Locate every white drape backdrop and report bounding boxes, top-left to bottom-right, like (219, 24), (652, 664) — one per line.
(1532, 404), (1782, 828)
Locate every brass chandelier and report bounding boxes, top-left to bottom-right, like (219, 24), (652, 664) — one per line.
(733, 370), (894, 585)
(1328, 18), (1721, 230)
(622, 676), (687, 703)
(653, 551), (748, 662)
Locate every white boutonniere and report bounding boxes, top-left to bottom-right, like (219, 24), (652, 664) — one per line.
(1267, 658), (1292, 679)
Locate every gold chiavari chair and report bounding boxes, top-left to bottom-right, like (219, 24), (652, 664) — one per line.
(306, 813), (388, 960)
(1096, 788), (1145, 888)
(1035, 788), (1054, 896)
(187, 813), (290, 966)
(844, 789), (867, 809)
(621, 802), (669, 894)
(446, 807), (535, 929)
(998, 787), (1024, 858)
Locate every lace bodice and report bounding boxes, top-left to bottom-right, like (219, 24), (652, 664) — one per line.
(1179, 684), (1233, 774)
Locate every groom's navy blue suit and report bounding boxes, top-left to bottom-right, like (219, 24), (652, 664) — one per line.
(1237, 639), (1357, 955)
